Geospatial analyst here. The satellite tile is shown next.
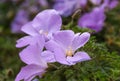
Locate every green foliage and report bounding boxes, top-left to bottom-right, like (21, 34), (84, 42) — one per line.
(0, 31), (23, 81)
(104, 4), (120, 53)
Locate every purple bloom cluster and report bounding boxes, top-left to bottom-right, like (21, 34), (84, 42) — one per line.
(54, 0), (119, 16)
(101, 0), (119, 9)
(54, 0), (119, 32)
(53, 0), (87, 17)
(11, 0), (48, 33)
(15, 9), (91, 81)
(78, 7), (106, 32)
(11, 10), (29, 33)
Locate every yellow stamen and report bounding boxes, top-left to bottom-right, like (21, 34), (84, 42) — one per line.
(66, 47), (73, 57)
(39, 30), (48, 36)
(44, 32), (48, 35)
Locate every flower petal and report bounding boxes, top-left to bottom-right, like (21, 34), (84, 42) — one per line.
(66, 52), (91, 64)
(45, 40), (59, 52)
(45, 40), (68, 65)
(19, 45), (47, 67)
(32, 9), (62, 32)
(16, 35), (45, 49)
(21, 22), (38, 36)
(53, 30), (74, 49)
(72, 32), (90, 51)
(16, 36), (32, 48)
(41, 51), (56, 63)
(54, 48), (69, 65)
(15, 64), (46, 81)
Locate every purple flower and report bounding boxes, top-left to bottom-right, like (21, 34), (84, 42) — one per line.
(101, 0), (119, 9)
(15, 45), (47, 81)
(16, 9), (62, 48)
(21, 0), (42, 14)
(16, 35), (44, 48)
(15, 44), (55, 81)
(11, 10), (29, 33)
(11, 0), (49, 33)
(108, 0), (119, 9)
(78, 7), (106, 32)
(15, 64), (46, 81)
(90, 0), (102, 5)
(38, 0), (48, 7)
(45, 30), (91, 65)
(53, 0), (87, 16)
(21, 9), (62, 40)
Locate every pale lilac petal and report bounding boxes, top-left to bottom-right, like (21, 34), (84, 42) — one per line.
(32, 9), (62, 32)
(54, 48), (69, 65)
(45, 40), (60, 52)
(72, 32), (90, 51)
(19, 45), (47, 67)
(45, 40), (68, 65)
(45, 40), (67, 64)
(16, 35), (45, 49)
(66, 52), (91, 64)
(53, 30), (74, 49)
(74, 33), (81, 37)
(21, 22), (38, 36)
(15, 64), (46, 81)
(16, 36), (32, 48)
(41, 51), (56, 63)
(48, 12), (62, 33)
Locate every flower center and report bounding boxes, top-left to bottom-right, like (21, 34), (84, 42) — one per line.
(39, 30), (48, 36)
(66, 47), (73, 57)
